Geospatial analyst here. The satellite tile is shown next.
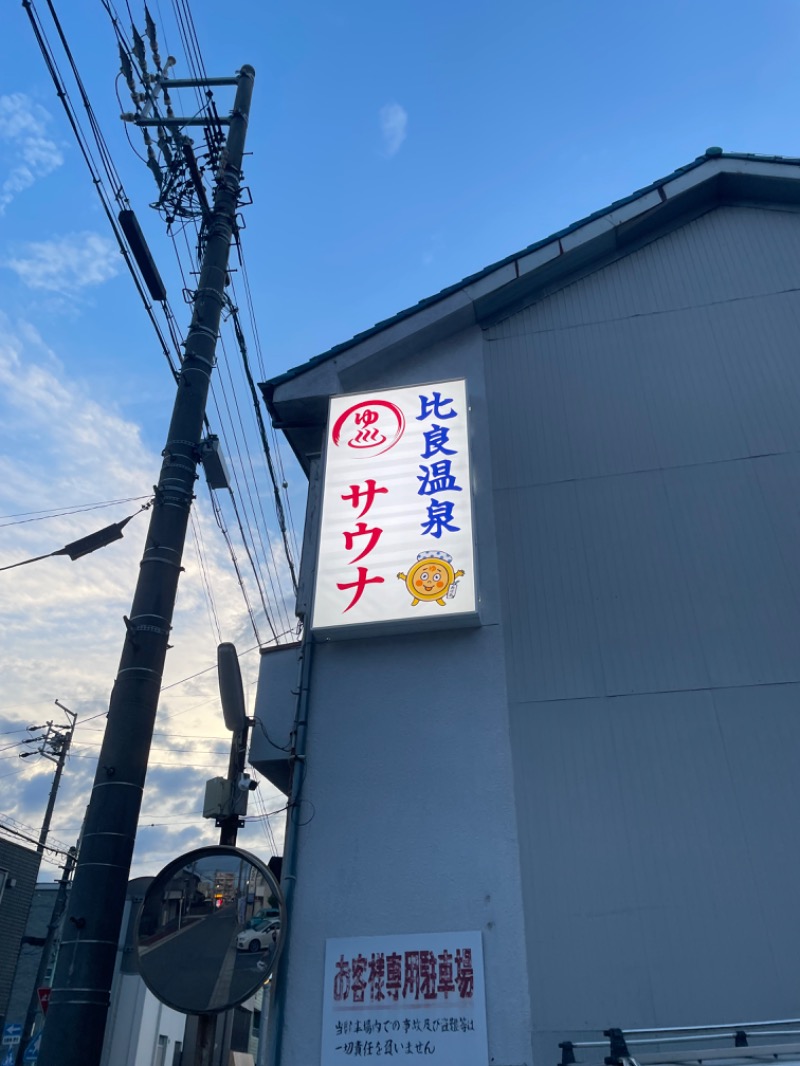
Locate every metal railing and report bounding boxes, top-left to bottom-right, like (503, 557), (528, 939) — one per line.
(559, 1019), (800, 1066)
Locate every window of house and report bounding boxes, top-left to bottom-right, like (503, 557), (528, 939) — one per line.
(154, 1035), (169, 1066)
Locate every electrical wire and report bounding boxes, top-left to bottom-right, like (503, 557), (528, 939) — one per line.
(0, 494), (152, 525)
(212, 338), (292, 637)
(25, 0), (299, 687)
(205, 486), (263, 645)
(252, 717), (291, 754)
(225, 298), (298, 594)
(23, 0), (182, 379)
(115, 18), (302, 639)
(0, 823), (70, 858)
(64, 752), (227, 769)
(169, 207), (292, 645)
(0, 503), (149, 572)
(30, 0), (302, 642)
(190, 509), (222, 643)
(72, 742), (230, 755)
(0, 739), (31, 754)
(231, 247), (302, 566)
(250, 782), (280, 855)
(0, 813), (72, 856)
(172, 208), (291, 642)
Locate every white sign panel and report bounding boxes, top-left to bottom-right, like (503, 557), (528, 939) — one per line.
(313, 380), (476, 633)
(322, 931), (488, 1066)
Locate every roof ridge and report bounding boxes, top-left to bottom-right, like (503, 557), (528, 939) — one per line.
(266, 150), (800, 389)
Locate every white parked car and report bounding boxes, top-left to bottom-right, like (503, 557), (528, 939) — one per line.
(237, 918), (279, 953)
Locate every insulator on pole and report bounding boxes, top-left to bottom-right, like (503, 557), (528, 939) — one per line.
(131, 27), (147, 74)
(144, 6), (162, 70)
(118, 44), (136, 97)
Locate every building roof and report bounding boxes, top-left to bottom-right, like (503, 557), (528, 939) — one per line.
(261, 150), (800, 467)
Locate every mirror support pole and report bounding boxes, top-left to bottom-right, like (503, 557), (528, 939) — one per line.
(189, 717), (253, 1066)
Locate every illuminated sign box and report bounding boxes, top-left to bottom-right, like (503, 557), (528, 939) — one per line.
(312, 379), (477, 638)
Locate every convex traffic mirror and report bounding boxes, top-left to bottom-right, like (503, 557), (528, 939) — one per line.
(135, 845), (284, 1013)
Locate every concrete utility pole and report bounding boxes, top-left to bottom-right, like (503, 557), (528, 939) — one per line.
(37, 704), (75, 854)
(18, 701), (77, 855)
(37, 64), (255, 1066)
(15, 701), (77, 1066)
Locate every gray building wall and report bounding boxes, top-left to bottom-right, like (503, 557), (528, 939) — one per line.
(269, 328), (534, 1066)
(0, 839), (40, 1032)
(5, 884), (59, 1033)
(484, 204), (800, 1063)
(261, 188), (800, 1066)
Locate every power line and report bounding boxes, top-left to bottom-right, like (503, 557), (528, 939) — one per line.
(72, 742), (230, 755)
(64, 752), (230, 770)
(171, 209), (289, 642)
(190, 509), (222, 643)
(0, 494), (152, 526)
(112, 10), (300, 638)
(23, 0), (183, 379)
(0, 504), (150, 572)
(225, 298), (298, 594)
(0, 822), (71, 858)
(0, 766), (29, 781)
(231, 243), (302, 567)
(211, 343), (290, 638)
(26, 0), (300, 651)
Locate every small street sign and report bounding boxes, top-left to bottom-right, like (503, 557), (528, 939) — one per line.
(23, 1032), (42, 1063)
(1, 1047), (15, 1066)
(36, 988), (50, 1015)
(1, 1023), (21, 1048)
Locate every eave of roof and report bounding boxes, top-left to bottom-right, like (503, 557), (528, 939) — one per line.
(263, 149), (800, 401)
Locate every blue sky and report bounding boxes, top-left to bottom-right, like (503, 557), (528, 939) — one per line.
(1, 0), (799, 880)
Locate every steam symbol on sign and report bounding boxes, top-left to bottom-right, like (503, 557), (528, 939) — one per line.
(331, 399), (406, 457)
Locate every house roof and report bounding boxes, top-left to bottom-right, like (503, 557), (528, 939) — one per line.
(261, 150), (800, 467)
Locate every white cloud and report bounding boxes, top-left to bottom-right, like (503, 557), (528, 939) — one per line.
(379, 102), (408, 158)
(4, 231), (120, 294)
(0, 94), (64, 213)
(0, 316), (288, 879)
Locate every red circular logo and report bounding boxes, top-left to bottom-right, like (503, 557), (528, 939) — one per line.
(331, 399), (405, 457)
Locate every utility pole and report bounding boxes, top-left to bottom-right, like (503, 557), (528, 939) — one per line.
(19, 701), (77, 854)
(14, 701), (77, 1066)
(37, 64), (255, 1066)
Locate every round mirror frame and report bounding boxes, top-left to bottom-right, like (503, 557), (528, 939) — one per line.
(134, 844), (285, 1014)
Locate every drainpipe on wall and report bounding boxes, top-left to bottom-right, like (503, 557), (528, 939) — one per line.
(264, 632), (315, 1066)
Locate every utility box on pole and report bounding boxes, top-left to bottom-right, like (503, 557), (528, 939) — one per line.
(202, 777), (249, 820)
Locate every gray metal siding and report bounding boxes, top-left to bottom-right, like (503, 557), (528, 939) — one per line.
(485, 204), (800, 1062)
(488, 292), (800, 489)
(488, 203), (800, 338)
(0, 840), (40, 1029)
(512, 688), (800, 1039)
(5, 887), (59, 1029)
